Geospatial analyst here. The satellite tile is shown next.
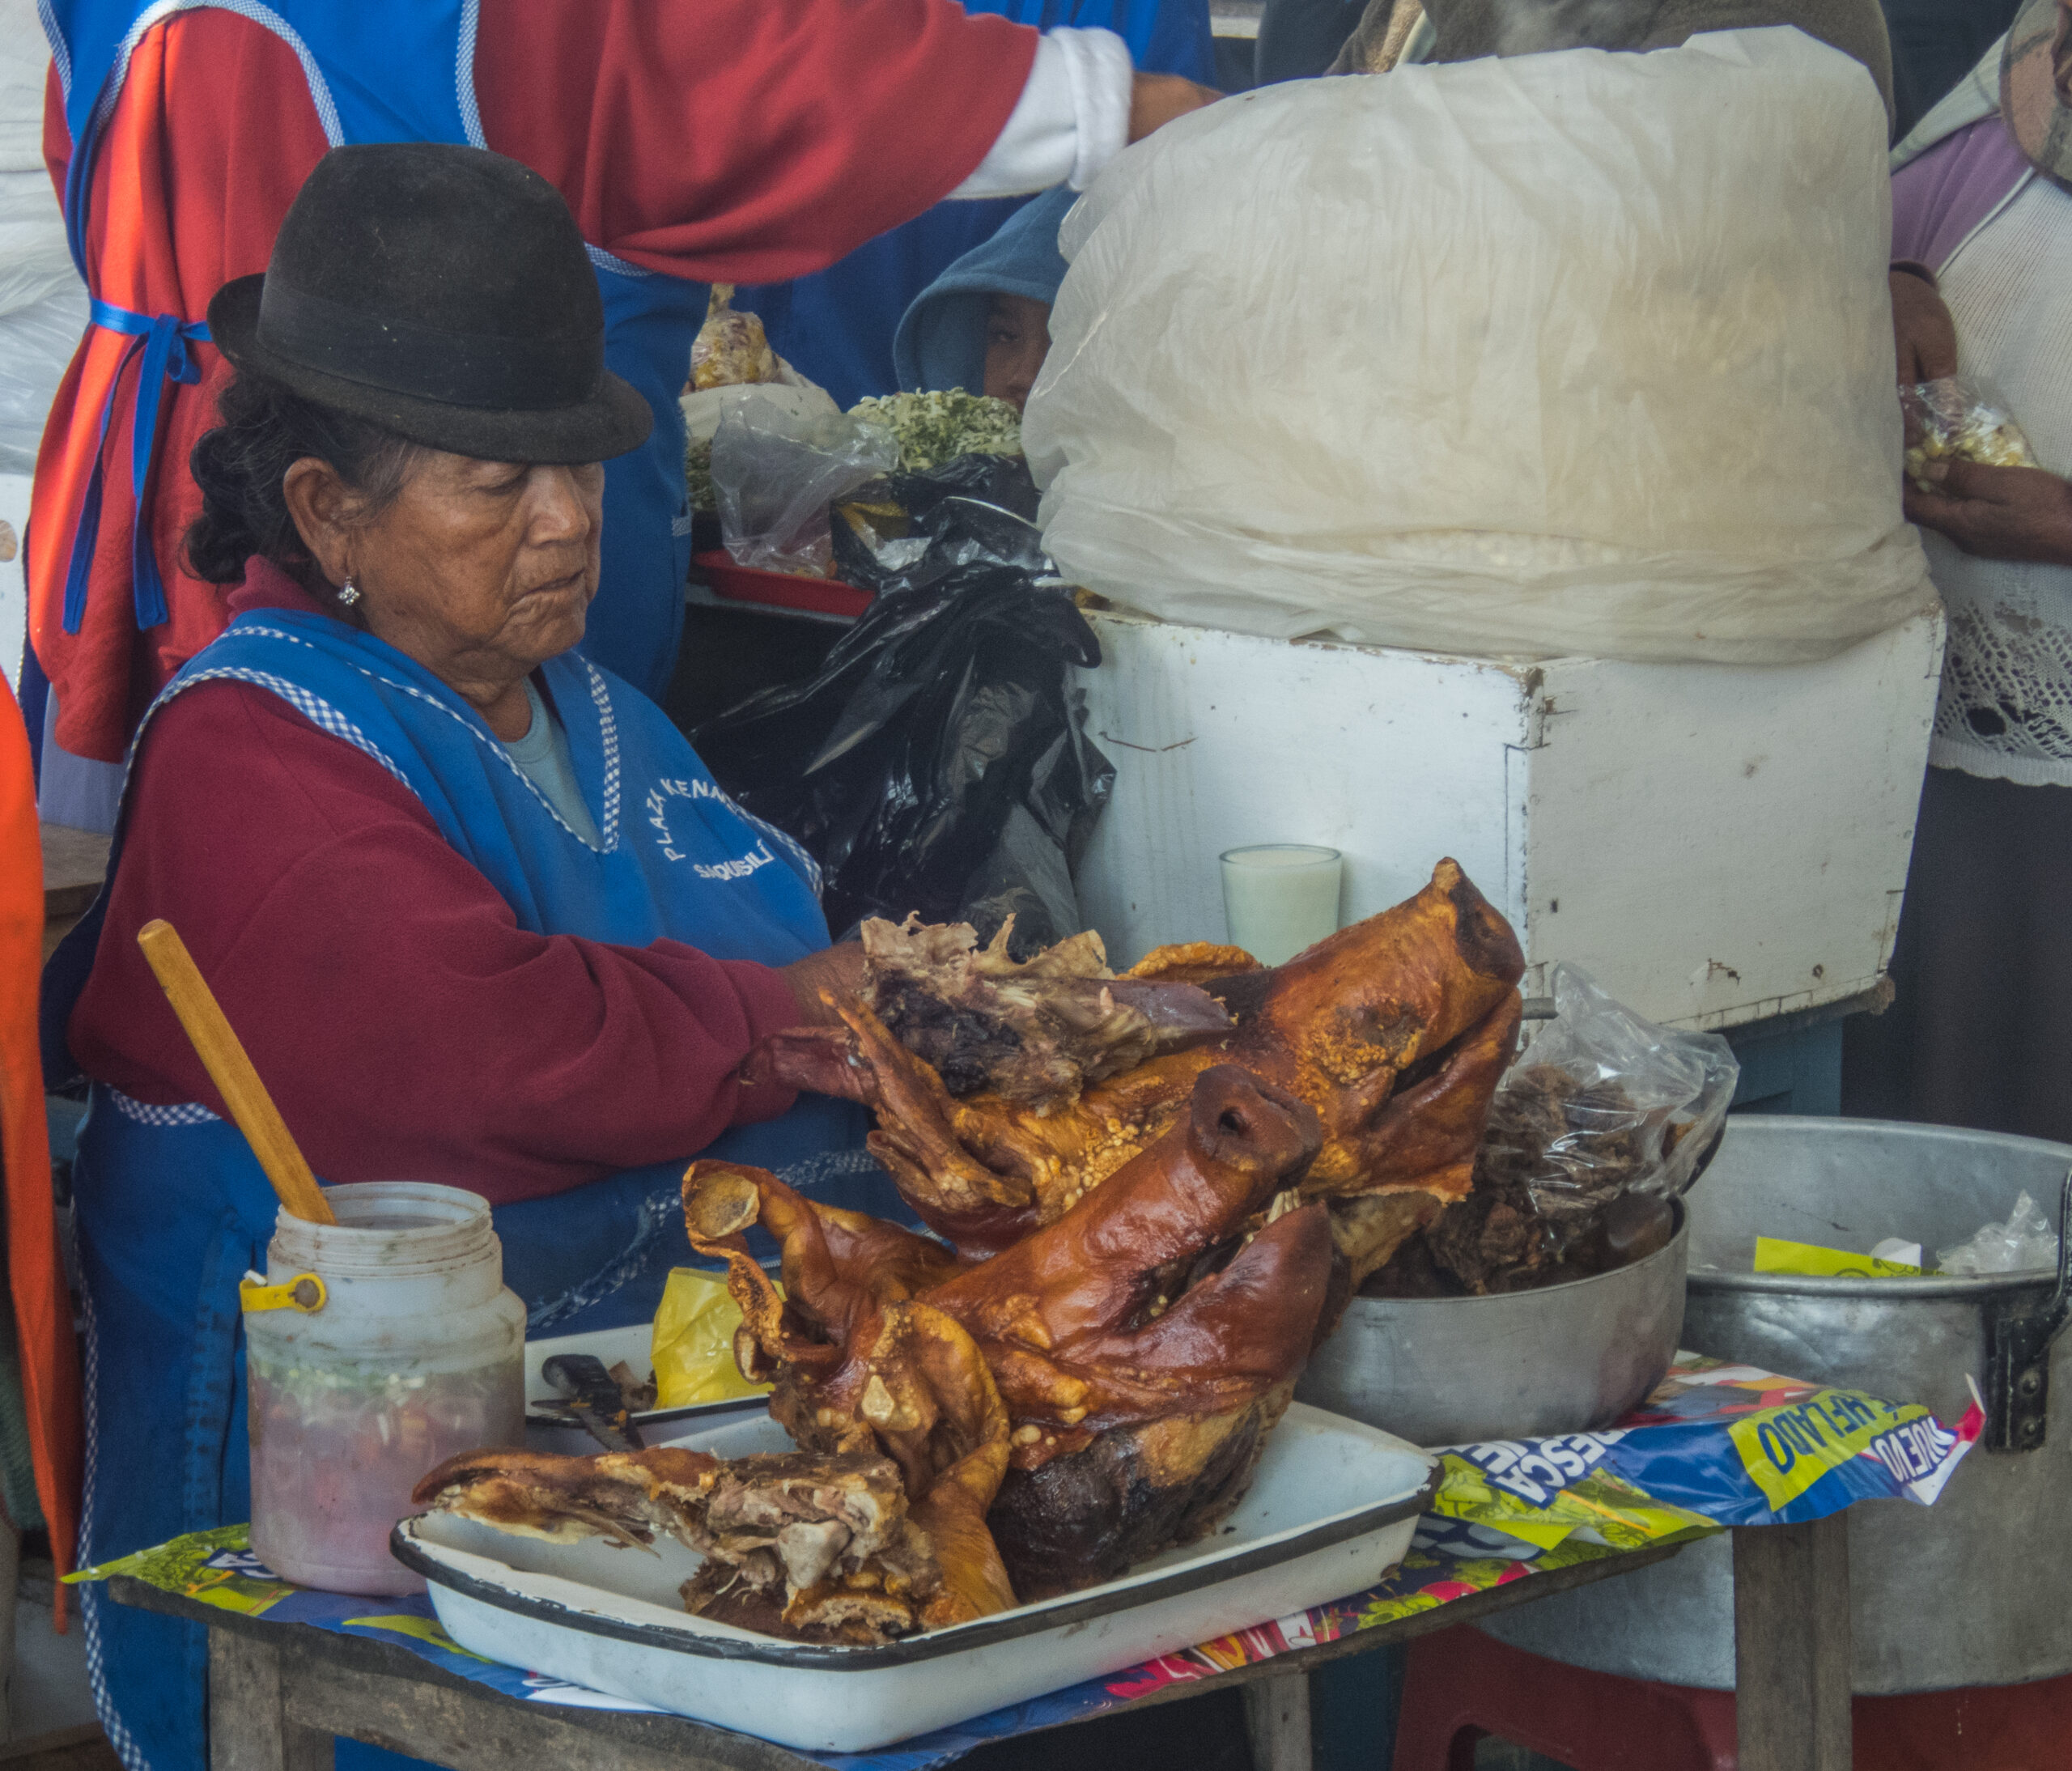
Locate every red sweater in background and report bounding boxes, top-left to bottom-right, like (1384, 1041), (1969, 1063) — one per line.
(32, 0), (1036, 762)
(69, 569), (809, 1207)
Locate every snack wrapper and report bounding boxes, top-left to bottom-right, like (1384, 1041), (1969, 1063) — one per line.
(1754, 1235), (1925, 1279)
(650, 1266), (771, 1407)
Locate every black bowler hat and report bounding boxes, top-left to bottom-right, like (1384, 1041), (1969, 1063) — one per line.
(208, 143), (652, 465)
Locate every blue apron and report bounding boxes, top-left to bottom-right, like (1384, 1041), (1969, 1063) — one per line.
(45, 0), (696, 701)
(744, 0), (1217, 407)
(45, 611), (896, 1771)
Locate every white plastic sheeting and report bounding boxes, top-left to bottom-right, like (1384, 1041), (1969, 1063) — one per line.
(1025, 28), (1938, 665)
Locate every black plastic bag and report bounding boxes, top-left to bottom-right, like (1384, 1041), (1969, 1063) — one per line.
(690, 471), (1111, 953)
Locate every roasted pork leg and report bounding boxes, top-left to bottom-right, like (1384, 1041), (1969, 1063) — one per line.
(685, 1169), (1021, 1626)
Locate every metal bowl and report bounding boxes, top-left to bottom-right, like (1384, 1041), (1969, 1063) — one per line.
(1294, 1200), (1688, 1446)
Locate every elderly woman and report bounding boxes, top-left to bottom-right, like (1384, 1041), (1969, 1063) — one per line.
(44, 144), (880, 1771)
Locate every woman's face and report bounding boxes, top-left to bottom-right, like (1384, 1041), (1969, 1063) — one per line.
(983, 295), (1053, 414)
(288, 449), (605, 706)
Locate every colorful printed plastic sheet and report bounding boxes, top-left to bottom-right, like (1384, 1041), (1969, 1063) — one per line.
(73, 1356), (1978, 1771)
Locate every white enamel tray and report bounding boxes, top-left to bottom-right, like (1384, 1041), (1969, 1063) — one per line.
(395, 1404), (1435, 1752)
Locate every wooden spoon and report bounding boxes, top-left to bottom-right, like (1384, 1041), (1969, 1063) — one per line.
(135, 919), (337, 1225)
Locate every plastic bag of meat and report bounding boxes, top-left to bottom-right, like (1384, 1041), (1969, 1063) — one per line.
(690, 487), (1112, 952)
(1398, 963), (1737, 1295)
(690, 282), (778, 391)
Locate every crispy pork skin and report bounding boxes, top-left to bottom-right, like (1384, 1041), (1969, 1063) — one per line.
(686, 1068), (1335, 1597)
(989, 1386), (1295, 1598)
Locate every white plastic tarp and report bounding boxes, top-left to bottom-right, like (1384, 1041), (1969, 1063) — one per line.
(1025, 28), (1937, 665)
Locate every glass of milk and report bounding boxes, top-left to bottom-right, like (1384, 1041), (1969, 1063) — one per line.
(1220, 845), (1343, 966)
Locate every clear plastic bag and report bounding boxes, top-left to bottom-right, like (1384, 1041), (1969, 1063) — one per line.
(689, 282), (777, 392)
(1900, 376), (2038, 492)
(1479, 963), (1739, 1251)
(0, 77), (89, 476)
(681, 380), (839, 515)
(710, 398), (900, 577)
(0, 282), (88, 475)
(1938, 1191), (2061, 1276)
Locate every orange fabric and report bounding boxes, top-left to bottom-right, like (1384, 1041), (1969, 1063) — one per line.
(0, 678), (82, 1607)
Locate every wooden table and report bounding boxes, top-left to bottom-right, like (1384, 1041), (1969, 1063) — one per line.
(108, 1515), (1852, 1771)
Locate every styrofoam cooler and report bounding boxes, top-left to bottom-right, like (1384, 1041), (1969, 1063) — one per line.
(1068, 608), (1943, 1030)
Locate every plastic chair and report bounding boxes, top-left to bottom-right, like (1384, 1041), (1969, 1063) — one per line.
(1391, 1624), (2072, 1771)
(1391, 1625), (1734, 1771)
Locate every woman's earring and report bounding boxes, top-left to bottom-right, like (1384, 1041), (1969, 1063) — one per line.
(337, 577), (362, 606)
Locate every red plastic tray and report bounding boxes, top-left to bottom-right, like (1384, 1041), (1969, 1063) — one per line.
(692, 550), (872, 619)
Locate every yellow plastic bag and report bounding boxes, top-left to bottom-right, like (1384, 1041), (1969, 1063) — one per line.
(651, 1267), (775, 1407)
(1753, 1237), (1922, 1279)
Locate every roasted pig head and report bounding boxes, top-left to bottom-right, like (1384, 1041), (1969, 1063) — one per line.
(989, 1384), (1297, 1599)
(756, 860), (1523, 1275)
(690, 1072), (1338, 1600)
(411, 1446), (980, 1643)
(928, 1067), (1338, 1597)
(922, 1065), (1333, 1446)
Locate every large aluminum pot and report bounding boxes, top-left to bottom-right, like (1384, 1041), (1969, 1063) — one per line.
(1484, 1115), (2072, 1694)
(1296, 1203), (1687, 1446)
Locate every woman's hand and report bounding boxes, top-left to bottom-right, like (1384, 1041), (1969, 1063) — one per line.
(1128, 74), (1221, 142)
(779, 943), (868, 1027)
(1890, 270), (1958, 386)
(1906, 461), (2072, 566)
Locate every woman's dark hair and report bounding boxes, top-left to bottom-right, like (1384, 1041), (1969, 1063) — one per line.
(183, 367), (425, 589)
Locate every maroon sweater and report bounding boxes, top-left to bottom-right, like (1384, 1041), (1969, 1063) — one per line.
(69, 570), (805, 1206)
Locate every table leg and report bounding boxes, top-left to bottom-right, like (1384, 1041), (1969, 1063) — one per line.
(209, 1629), (336, 1771)
(1732, 1516), (1850, 1771)
(1243, 1670), (1314, 1771)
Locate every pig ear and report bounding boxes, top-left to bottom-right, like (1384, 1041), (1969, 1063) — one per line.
(683, 1162), (762, 1241)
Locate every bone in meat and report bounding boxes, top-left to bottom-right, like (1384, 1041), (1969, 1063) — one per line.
(685, 1171), (1020, 1625)
(860, 913), (1232, 1106)
(411, 1446), (972, 1644)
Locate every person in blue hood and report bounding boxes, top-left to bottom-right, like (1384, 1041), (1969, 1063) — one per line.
(893, 186), (1077, 409)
